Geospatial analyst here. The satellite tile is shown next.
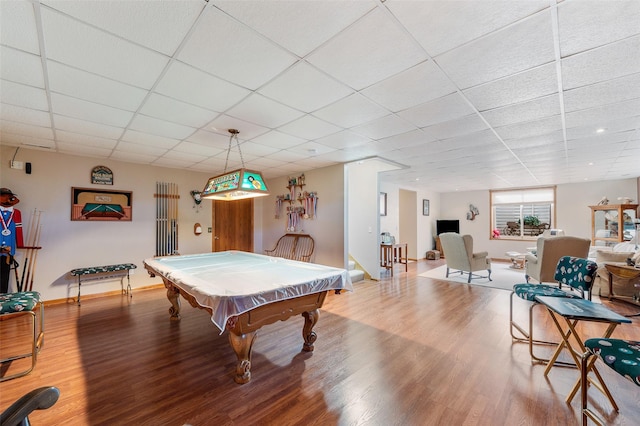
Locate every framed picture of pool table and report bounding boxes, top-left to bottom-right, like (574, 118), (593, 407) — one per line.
(71, 187), (132, 221)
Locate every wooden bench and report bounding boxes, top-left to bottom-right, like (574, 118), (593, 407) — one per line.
(264, 233), (315, 262)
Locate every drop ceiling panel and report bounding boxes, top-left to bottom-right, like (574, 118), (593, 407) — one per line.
(258, 61), (353, 113)
(0, 0), (40, 54)
(562, 35), (640, 90)
(0, 47), (44, 88)
(306, 8), (427, 91)
(1, 104), (51, 127)
(278, 115), (342, 140)
(0, 80), (49, 110)
(214, 0), (374, 57)
(40, 8), (169, 89)
(53, 115), (123, 140)
(47, 61), (147, 111)
(115, 140), (167, 156)
(226, 93), (305, 129)
(154, 62), (250, 112)
(0, 120), (53, 140)
(206, 115), (271, 141)
(128, 114), (195, 140)
(56, 142), (112, 158)
(248, 130), (306, 150)
(389, 0), (548, 57)
(140, 93), (219, 129)
(171, 141), (224, 158)
(351, 114), (416, 140)
(42, 0), (204, 56)
(120, 129), (181, 150)
(565, 98), (640, 129)
(51, 93), (133, 128)
(55, 129), (117, 149)
(494, 115), (563, 141)
(398, 93), (475, 128)
(558, 0), (640, 56)
(482, 94), (561, 128)
(177, 7), (297, 90)
(314, 130), (371, 150)
(421, 114), (488, 141)
(563, 73), (640, 113)
(376, 129), (436, 151)
(436, 11), (555, 89)
(361, 60), (457, 112)
(313, 93), (388, 128)
(463, 63), (558, 112)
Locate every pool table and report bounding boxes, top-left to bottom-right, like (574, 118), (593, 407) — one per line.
(143, 251), (352, 384)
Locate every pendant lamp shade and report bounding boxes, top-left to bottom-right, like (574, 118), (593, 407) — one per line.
(201, 129), (269, 201)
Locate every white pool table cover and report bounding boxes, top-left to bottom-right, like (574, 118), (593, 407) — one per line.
(144, 251), (353, 331)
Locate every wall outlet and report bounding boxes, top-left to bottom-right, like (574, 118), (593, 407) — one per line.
(10, 161), (24, 170)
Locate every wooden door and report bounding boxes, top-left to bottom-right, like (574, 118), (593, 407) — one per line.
(212, 199), (254, 252)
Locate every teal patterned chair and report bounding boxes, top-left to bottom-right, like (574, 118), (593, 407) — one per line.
(510, 256), (598, 364)
(581, 338), (640, 425)
(0, 291), (44, 382)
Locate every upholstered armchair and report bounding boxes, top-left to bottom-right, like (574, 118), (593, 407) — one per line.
(438, 233), (491, 283)
(593, 249), (640, 297)
(525, 236), (591, 283)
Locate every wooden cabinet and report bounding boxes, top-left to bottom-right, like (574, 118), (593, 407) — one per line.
(589, 204), (639, 246)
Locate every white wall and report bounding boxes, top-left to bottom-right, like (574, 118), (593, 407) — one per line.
(1, 146), (213, 301)
(347, 159), (399, 279)
(259, 163), (346, 268)
(439, 178), (639, 259)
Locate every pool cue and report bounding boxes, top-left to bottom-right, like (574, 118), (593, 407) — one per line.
(16, 209), (35, 290)
(23, 211), (42, 292)
(27, 223), (42, 291)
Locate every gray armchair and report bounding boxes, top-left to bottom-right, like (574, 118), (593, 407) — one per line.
(524, 236), (591, 283)
(438, 233), (491, 283)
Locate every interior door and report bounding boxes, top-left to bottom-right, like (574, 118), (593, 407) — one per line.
(212, 199), (254, 252)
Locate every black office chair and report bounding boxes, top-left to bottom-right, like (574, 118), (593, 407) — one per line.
(0, 386), (60, 426)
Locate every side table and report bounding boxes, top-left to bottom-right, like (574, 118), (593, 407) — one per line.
(604, 263), (640, 309)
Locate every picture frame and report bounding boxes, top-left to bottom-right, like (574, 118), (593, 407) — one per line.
(423, 199), (430, 216)
(380, 192), (387, 216)
(71, 187), (132, 221)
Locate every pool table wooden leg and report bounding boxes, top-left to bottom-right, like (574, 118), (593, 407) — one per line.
(165, 283), (181, 321)
(228, 330), (257, 384)
(302, 309), (319, 352)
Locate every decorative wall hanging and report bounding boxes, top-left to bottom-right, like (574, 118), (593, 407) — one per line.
(423, 199), (429, 216)
(71, 187), (132, 221)
(466, 204), (479, 221)
(275, 174), (318, 232)
(190, 190), (202, 212)
(380, 192), (387, 216)
(91, 165), (113, 185)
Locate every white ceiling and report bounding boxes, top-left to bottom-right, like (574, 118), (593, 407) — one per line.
(1, 0), (639, 192)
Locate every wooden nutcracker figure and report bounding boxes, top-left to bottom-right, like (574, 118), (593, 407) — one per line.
(1, 188), (24, 293)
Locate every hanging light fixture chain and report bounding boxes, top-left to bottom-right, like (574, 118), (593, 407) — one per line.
(223, 129), (246, 173)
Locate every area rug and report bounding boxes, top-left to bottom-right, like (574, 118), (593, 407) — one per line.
(418, 262), (527, 291)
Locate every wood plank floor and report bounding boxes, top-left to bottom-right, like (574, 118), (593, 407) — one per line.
(1, 259), (639, 425)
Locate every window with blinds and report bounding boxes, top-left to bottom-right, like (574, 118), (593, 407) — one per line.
(491, 187), (556, 239)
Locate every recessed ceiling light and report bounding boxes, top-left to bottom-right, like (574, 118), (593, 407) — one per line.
(588, 162), (594, 166)
(596, 128), (606, 133)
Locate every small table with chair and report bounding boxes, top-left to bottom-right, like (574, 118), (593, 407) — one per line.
(534, 295), (631, 410)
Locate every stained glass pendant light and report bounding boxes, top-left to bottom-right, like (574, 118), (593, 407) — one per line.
(201, 129), (269, 201)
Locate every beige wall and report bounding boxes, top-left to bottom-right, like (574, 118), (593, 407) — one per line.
(0, 147), (344, 301)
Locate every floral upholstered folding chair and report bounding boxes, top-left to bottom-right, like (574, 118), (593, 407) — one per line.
(510, 256), (598, 364)
(0, 291), (44, 381)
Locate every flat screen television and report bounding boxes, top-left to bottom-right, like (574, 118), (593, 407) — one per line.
(436, 220), (460, 235)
